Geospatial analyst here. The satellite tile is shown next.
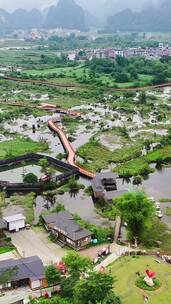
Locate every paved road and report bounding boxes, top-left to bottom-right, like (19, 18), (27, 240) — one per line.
(8, 228), (66, 265)
(94, 244), (130, 271)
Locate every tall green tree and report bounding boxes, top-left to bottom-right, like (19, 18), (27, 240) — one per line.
(45, 265), (61, 290)
(62, 251), (92, 276)
(138, 91), (147, 104)
(39, 158), (49, 175)
(115, 190), (155, 242)
(74, 272), (116, 304)
(103, 292), (122, 304)
(61, 274), (79, 299)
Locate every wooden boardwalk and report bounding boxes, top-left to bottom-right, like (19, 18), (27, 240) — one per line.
(48, 118), (95, 179)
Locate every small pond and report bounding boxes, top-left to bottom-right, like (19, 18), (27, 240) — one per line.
(0, 162), (63, 183)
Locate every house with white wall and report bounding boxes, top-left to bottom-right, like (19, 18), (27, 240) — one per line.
(3, 214), (25, 232)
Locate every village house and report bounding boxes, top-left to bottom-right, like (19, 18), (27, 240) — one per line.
(0, 256), (46, 291)
(3, 214), (25, 232)
(42, 211), (92, 250)
(91, 172), (127, 202)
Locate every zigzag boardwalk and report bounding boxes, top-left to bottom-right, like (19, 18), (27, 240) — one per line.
(48, 117), (95, 179)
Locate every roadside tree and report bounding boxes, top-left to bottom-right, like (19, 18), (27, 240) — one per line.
(74, 272), (117, 304)
(115, 190), (155, 242)
(45, 265), (61, 290)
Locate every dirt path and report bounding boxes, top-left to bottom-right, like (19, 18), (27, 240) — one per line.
(4, 75), (171, 92)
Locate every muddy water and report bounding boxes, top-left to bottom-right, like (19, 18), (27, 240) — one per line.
(0, 163), (63, 183)
(1, 100), (171, 226)
(72, 125), (96, 150)
(3, 114), (65, 156)
(0, 164), (43, 183)
(117, 167), (171, 201)
(141, 167), (171, 200)
(34, 195), (47, 224)
(57, 190), (107, 226)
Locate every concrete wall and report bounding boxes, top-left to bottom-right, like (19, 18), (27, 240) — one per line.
(30, 279), (41, 290)
(9, 219), (25, 231)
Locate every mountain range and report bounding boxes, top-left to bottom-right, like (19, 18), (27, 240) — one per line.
(0, 0), (93, 32)
(107, 0), (171, 32)
(0, 0), (170, 32)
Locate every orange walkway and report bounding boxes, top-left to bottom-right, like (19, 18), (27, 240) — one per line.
(48, 118), (95, 179)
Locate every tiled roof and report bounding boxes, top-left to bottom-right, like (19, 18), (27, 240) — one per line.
(42, 211), (92, 241)
(0, 256), (44, 281)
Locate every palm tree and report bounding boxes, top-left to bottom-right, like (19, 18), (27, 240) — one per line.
(68, 177), (80, 197)
(38, 158), (49, 175)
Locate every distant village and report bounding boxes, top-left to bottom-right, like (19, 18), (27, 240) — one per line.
(68, 43), (171, 61)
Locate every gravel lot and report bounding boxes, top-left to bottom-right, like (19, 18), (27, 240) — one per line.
(8, 228), (66, 265)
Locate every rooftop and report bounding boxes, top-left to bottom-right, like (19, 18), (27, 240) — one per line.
(104, 190), (128, 201)
(3, 214), (25, 223)
(42, 211), (92, 241)
(91, 172), (119, 193)
(0, 256), (44, 281)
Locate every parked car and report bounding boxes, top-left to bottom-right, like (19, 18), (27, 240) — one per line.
(39, 175), (50, 182)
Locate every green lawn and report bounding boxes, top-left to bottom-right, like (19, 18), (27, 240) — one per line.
(0, 138), (48, 159)
(110, 256), (171, 304)
(23, 65), (86, 78)
(0, 247), (15, 254)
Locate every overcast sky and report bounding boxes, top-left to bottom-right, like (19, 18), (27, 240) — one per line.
(0, 0), (163, 13)
(0, 0), (56, 11)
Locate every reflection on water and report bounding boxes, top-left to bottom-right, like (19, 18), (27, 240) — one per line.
(117, 167), (171, 201)
(0, 164), (43, 183)
(57, 189), (107, 226)
(0, 162), (63, 183)
(142, 167), (171, 200)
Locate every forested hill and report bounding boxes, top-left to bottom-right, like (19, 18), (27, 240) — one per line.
(0, 8), (42, 31)
(107, 0), (171, 32)
(0, 0), (95, 32)
(45, 0), (86, 30)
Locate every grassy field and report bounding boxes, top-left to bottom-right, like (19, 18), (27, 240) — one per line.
(22, 65), (153, 89)
(145, 145), (171, 164)
(110, 256), (171, 304)
(115, 158), (154, 177)
(0, 138), (48, 159)
(77, 140), (143, 173)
